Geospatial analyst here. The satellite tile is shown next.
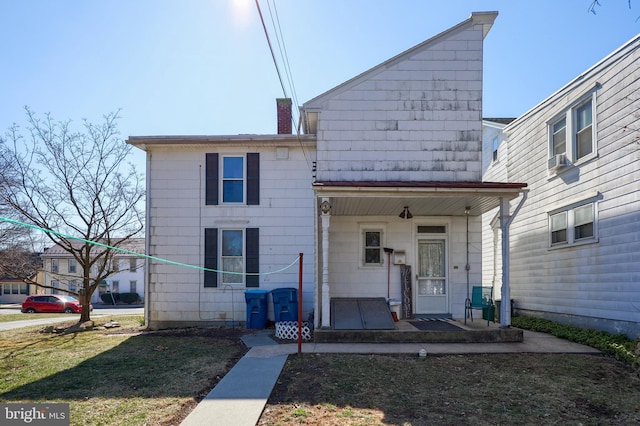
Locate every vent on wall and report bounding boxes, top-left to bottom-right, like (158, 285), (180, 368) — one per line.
(548, 154), (567, 171)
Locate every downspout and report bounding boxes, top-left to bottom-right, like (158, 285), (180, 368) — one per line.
(465, 207), (471, 316)
(499, 190), (528, 328)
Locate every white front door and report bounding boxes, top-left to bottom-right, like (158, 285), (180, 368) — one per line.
(415, 239), (447, 314)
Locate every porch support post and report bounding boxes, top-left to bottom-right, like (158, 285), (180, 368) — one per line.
(320, 197), (331, 328)
(499, 191), (528, 328)
(499, 198), (511, 328)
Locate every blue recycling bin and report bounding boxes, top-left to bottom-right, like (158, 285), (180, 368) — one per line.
(271, 288), (298, 322)
(245, 289), (269, 329)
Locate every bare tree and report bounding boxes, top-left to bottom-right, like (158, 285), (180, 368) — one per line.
(589, 0), (633, 14)
(0, 108), (144, 322)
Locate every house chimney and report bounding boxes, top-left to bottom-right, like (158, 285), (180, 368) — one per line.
(276, 98), (292, 134)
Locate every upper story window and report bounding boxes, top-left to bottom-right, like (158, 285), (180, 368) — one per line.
(205, 153), (260, 205)
(551, 118), (566, 156)
(129, 258), (137, 272)
(548, 93), (596, 172)
(492, 136), (499, 162)
(68, 259), (76, 274)
(575, 100), (593, 160)
(222, 156), (244, 203)
(51, 259), (59, 273)
(549, 202), (597, 248)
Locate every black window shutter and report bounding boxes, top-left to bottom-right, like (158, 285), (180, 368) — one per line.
(204, 228), (218, 287)
(245, 228), (259, 287)
(205, 153), (219, 205)
(246, 153), (260, 205)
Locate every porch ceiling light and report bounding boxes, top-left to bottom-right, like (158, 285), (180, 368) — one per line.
(399, 206), (413, 219)
(465, 206), (471, 215)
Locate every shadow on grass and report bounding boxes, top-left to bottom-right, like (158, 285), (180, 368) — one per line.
(0, 327), (248, 402)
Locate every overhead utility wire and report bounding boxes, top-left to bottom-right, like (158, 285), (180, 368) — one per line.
(0, 216), (300, 277)
(267, 0), (300, 122)
(255, 0), (314, 172)
(255, 0), (288, 98)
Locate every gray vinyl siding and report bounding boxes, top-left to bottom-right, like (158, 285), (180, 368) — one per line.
(483, 36), (640, 336)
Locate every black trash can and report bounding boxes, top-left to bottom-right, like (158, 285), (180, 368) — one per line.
(495, 299), (515, 322)
(245, 289), (269, 329)
(271, 288), (298, 322)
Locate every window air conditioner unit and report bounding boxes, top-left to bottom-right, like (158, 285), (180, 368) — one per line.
(548, 154), (567, 171)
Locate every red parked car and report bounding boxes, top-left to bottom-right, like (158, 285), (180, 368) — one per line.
(21, 295), (92, 314)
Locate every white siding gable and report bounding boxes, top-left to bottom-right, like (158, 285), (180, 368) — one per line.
(305, 12), (497, 183)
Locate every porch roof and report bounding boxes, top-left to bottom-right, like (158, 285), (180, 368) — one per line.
(312, 181), (527, 216)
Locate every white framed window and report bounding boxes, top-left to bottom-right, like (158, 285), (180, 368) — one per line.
(221, 229), (244, 284)
(130, 280), (137, 294)
(222, 156), (245, 203)
(112, 281), (119, 293)
(550, 211), (568, 245)
(551, 118), (566, 156)
(51, 259), (59, 273)
(129, 258), (137, 272)
(68, 281), (77, 292)
(548, 92), (596, 169)
(68, 259), (76, 274)
(359, 223), (386, 267)
(364, 230), (382, 265)
(549, 202), (597, 247)
(112, 259), (120, 272)
(574, 100), (593, 160)
(52, 280), (59, 294)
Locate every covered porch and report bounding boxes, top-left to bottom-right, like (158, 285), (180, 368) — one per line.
(313, 181), (527, 332)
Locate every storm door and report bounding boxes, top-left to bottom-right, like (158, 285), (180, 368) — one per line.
(415, 239), (447, 314)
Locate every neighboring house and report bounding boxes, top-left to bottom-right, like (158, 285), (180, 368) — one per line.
(41, 239), (145, 304)
(0, 252), (43, 304)
(482, 34), (640, 338)
(0, 275), (38, 304)
(129, 12), (527, 330)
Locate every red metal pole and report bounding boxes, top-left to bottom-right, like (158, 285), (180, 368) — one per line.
(298, 252), (303, 354)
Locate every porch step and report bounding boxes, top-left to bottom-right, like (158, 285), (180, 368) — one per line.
(314, 326), (523, 344)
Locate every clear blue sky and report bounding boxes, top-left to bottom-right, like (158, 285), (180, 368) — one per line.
(1, 1), (639, 169)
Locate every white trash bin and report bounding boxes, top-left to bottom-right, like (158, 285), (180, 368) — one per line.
(388, 299), (401, 321)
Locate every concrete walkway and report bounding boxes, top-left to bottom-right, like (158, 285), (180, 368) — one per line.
(180, 328), (600, 426)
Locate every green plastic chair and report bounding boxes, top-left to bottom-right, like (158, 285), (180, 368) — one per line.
(465, 286), (494, 326)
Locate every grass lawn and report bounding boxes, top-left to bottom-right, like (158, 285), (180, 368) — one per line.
(260, 352), (640, 425)
(2, 315), (638, 425)
(0, 316), (248, 425)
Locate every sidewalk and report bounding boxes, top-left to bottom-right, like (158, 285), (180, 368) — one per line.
(180, 328), (600, 426)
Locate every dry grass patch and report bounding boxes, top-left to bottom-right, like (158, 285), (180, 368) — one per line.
(0, 313), (75, 323)
(0, 316), (248, 425)
(260, 352), (640, 425)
